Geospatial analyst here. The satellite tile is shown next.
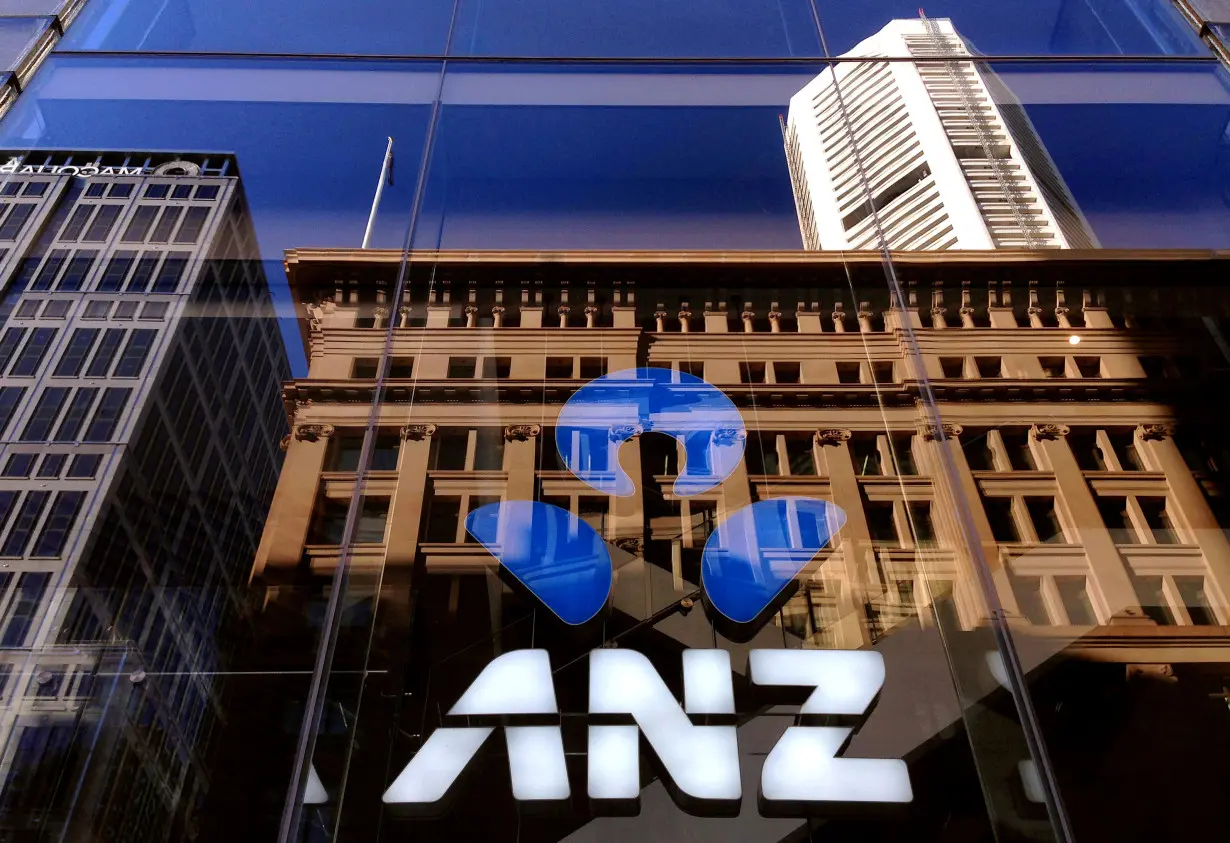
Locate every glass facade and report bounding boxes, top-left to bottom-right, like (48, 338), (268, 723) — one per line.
(0, 3), (1224, 843)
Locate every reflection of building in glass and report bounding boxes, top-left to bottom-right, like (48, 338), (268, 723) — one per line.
(257, 249), (1230, 837)
(0, 151), (288, 840)
(784, 18), (1097, 250)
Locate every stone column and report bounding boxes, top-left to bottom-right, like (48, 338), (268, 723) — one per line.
(815, 429), (872, 647)
(503, 424), (541, 505)
(610, 424), (644, 549)
(1030, 423), (1144, 621)
(915, 422), (1020, 625)
(383, 424), (437, 569)
(1137, 423), (1230, 603)
(252, 424), (335, 575)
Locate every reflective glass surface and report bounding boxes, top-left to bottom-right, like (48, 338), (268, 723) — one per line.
(0, 16), (48, 70)
(0, 1), (1226, 842)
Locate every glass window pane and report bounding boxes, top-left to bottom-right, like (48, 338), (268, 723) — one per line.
(0, 18), (51, 72)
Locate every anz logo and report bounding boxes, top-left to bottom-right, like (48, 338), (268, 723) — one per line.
(382, 369), (912, 816)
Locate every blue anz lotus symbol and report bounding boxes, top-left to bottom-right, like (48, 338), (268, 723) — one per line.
(464, 368), (846, 636)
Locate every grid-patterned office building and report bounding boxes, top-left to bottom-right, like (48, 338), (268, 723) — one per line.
(0, 150), (288, 841)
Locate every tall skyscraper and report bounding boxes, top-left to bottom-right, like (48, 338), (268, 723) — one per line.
(784, 18), (1098, 251)
(0, 150), (288, 841)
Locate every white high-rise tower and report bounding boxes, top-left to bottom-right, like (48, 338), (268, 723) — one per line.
(784, 18), (1097, 251)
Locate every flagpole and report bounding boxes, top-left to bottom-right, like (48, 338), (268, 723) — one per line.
(361, 136), (394, 248)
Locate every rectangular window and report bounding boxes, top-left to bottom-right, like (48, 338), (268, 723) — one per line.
(1137, 497), (1179, 544)
(769, 361), (800, 385)
(0, 204), (34, 240)
(0, 328), (24, 373)
(744, 432), (780, 475)
(327, 433), (363, 472)
(41, 300), (70, 319)
(871, 361), (894, 383)
(1068, 430), (1105, 471)
(68, 454), (103, 478)
(962, 431), (994, 471)
(53, 388), (99, 442)
(171, 184), (192, 199)
(0, 183), (18, 196)
(983, 497), (1020, 543)
(388, 357), (414, 378)
(679, 361), (704, 378)
(307, 497), (348, 545)
(3, 454), (33, 477)
(1097, 496), (1136, 544)
(144, 184), (169, 199)
(739, 361), (766, 384)
(974, 356), (1003, 378)
(423, 497), (462, 543)
(1025, 497), (1065, 543)
(472, 428), (506, 471)
(173, 206), (210, 243)
(113, 301), (138, 319)
(1039, 356), (1066, 378)
(836, 362), (862, 384)
(148, 207), (183, 243)
(82, 300), (111, 320)
(851, 435), (882, 476)
(890, 434), (917, 475)
(481, 356), (511, 379)
(22, 184), (46, 198)
(96, 252), (134, 291)
(1074, 356), (1102, 378)
(908, 501), (936, 547)
(36, 454), (66, 478)
(21, 388), (69, 441)
(108, 184), (134, 199)
(83, 387), (131, 442)
(1138, 356), (1170, 379)
(1001, 430), (1037, 471)
(0, 572), (50, 645)
(431, 429), (469, 470)
(81, 205), (122, 242)
(14, 300), (37, 318)
(371, 433), (401, 471)
(1133, 576), (1175, 625)
(0, 492), (15, 530)
(58, 204), (95, 242)
(85, 329), (125, 377)
(689, 500), (718, 544)
(53, 252), (95, 294)
(546, 357), (573, 379)
(124, 255), (160, 293)
(195, 185), (219, 200)
(31, 251), (67, 291)
(139, 302), (168, 320)
(121, 206), (158, 242)
(579, 357), (606, 380)
(1055, 577), (1097, 625)
(865, 501), (899, 546)
(355, 497), (391, 543)
(1011, 575), (1051, 625)
(579, 497), (609, 538)
(30, 491), (85, 557)
(447, 357), (476, 378)
(51, 327), (98, 376)
(151, 252), (189, 292)
(785, 434), (816, 476)
(1175, 577), (1217, 626)
(85, 183), (106, 197)
(112, 329), (156, 377)
(1107, 431), (1144, 471)
(352, 358), (379, 379)
(0, 387), (25, 436)
(1, 492), (50, 557)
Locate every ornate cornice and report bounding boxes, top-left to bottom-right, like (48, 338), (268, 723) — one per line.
(713, 427), (747, 445)
(401, 423), (438, 441)
(1138, 423), (1174, 441)
(609, 423), (644, 441)
(919, 422), (962, 441)
(814, 428), (852, 446)
(505, 423), (542, 441)
(1032, 423), (1070, 441)
(294, 423), (335, 443)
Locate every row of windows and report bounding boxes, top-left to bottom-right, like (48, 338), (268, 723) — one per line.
(14, 296), (167, 323)
(118, 204), (210, 246)
(0, 182), (48, 198)
(1010, 573), (1220, 628)
(0, 204), (36, 242)
(1, 452), (101, 479)
(981, 492), (1179, 547)
(7, 386), (132, 443)
(13, 248), (190, 296)
(0, 489), (87, 559)
(0, 325), (156, 383)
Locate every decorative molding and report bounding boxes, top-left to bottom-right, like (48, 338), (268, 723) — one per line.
(294, 424), (335, 443)
(609, 423), (644, 441)
(505, 423), (542, 442)
(1031, 423), (1070, 441)
(919, 422), (962, 441)
(1138, 423), (1174, 441)
(613, 537), (644, 556)
(278, 434), (292, 452)
(814, 428), (852, 446)
(713, 427), (747, 445)
(401, 423), (438, 441)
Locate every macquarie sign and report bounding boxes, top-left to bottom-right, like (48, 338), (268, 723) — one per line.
(382, 369), (913, 817)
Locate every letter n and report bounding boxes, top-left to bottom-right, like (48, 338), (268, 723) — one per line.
(588, 649), (740, 816)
